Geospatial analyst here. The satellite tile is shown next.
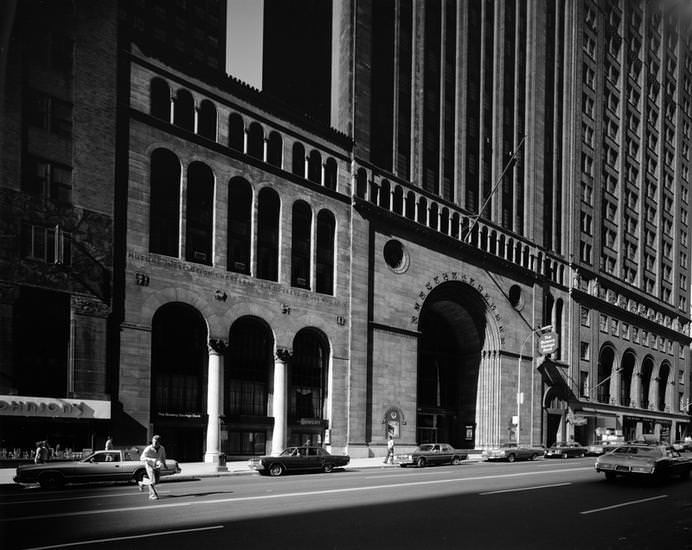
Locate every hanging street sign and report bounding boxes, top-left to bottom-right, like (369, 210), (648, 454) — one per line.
(537, 332), (559, 355)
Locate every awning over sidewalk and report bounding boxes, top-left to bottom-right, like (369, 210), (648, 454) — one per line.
(537, 358), (580, 408)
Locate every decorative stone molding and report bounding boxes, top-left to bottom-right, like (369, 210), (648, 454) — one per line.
(208, 339), (228, 354)
(275, 348), (293, 363)
(71, 296), (111, 317)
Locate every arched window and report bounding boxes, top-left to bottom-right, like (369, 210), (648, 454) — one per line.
(247, 122), (264, 160)
(451, 213), (460, 238)
(228, 113), (244, 152)
(393, 186), (404, 215)
(379, 180), (391, 210)
(555, 299), (564, 360)
(292, 142), (305, 177)
(291, 201), (312, 289)
(658, 362), (670, 411)
(324, 158), (337, 190)
(185, 162), (214, 265)
(417, 197), (427, 224)
(227, 177), (252, 274)
(641, 357), (654, 409)
(429, 203), (439, 230)
(290, 329), (328, 420)
(315, 210), (335, 295)
(197, 100), (217, 141)
(356, 168), (368, 198)
(225, 317), (272, 417)
(149, 149), (180, 257)
(440, 208), (450, 235)
(173, 89), (194, 131)
(150, 78), (170, 121)
(405, 192), (416, 219)
(256, 187), (280, 281)
(267, 131), (283, 168)
(307, 150), (322, 184)
(620, 352), (635, 406)
(597, 346), (615, 404)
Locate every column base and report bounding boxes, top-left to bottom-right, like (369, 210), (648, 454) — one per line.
(204, 452), (228, 471)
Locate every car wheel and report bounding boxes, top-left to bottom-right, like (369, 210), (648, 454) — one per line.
(323, 463), (334, 473)
(268, 463), (284, 477)
(416, 457), (426, 468)
(39, 472), (64, 490)
(507, 453), (516, 463)
(604, 472), (616, 482)
(451, 456), (461, 466)
(530, 454), (538, 461)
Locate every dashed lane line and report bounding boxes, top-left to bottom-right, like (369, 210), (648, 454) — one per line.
(479, 482), (572, 495)
(580, 494), (668, 515)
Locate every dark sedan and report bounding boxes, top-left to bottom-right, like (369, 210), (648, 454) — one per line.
(595, 444), (692, 481)
(395, 443), (468, 468)
(248, 446), (350, 476)
(544, 442), (588, 458)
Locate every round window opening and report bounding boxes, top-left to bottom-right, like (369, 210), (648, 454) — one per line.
(383, 239), (409, 273)
(508, 284), (524, 310)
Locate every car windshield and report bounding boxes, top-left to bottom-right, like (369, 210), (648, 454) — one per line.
(613, 446), (662, 457)
(417, 445), (434, 452)
(280, 448), (297, 456)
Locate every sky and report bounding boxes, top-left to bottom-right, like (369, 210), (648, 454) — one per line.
(226, 0), (263, 90)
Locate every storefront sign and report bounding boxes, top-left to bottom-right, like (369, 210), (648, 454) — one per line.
(538, 332), (559, 355)
(298, 418), (324, 426)
(0, 395), (111, 419)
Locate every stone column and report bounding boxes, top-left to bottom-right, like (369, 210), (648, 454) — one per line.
(204, 339), (226, 465)
(271, 348), (291, 455)
(629, 371), (641, 409)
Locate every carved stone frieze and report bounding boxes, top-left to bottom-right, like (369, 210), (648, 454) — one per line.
(71, 295), (111, 317)
(275, 348), (293, 363)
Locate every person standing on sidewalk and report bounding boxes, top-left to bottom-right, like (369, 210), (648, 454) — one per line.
(383, 433), (395, 464)
(138, 435), (166, 500)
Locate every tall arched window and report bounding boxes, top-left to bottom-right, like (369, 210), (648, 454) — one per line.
(620, 351), (635, 406)
(405, 192), (416, 219)
(292, 142), (305, 177)
(315, 210), (335, 295)
(555, 299), (564, 360)
(440, 208), (450, 235)
(393, 186), (404, 215)
(356, 168), (368, 198)
(267, 131), (283, 168)
(641, 357), (654, 409)
(150, 78), (170, 121)
(197, 100), (217, 141)
(597, 346), (615, 404)
(185, 162), (214, 265)
(227, 177), (252, 274)
(291, 201), (312, 289)
(174, 89), (194, 131)
(658, 362), (670, 411)
(256, 187), (280, 281)
(149, 149), (181, 257)
(225, 317), (272, 417)
(307, 150), (322, 184)
(324, 158), (337, 190)
(417, 197), (427, 224)
(228, 113), (244, 152)
(290, 329), (328, 419)
(247, 122), (264, 160)
(429, 202), (439, 230)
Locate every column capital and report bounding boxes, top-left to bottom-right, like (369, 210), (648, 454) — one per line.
(208, 338), (228, 354)
(275, 347), (293, 363)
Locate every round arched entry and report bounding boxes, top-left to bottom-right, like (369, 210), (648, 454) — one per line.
(417, 282), (491, 449)
(150, 303), (208, 462)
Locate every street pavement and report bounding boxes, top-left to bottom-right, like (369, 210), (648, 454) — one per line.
(2, 456), (692, 549)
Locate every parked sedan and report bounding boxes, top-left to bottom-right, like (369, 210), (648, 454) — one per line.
(544, 442), (588, 458)
(248, 446), (350, 476)
(484, 443), (544, 462)
(14, 449), (181, 489)
(595, 444), (692, 481)
(395, 443), (468, 468)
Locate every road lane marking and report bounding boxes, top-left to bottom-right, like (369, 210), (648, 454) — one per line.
(22, 525), (224, 549)
(580, 495), (668, 515)
(2, 467), (594, 523)
(479, 482), (572, 495)
(365, 466), (592, 480)
(0, 491), (170, 506)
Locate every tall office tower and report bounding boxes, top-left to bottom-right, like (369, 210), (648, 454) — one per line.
(0, 0), (117, 452)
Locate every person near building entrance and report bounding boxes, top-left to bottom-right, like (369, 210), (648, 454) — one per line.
(34, 441), (48, 464)
(138, 435), (166, 500)
(383, 433), (395, 464)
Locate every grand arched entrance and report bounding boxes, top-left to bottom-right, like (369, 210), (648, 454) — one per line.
(417, 282), (493, 449)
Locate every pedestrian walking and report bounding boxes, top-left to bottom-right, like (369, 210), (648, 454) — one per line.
(383, 433), (395, 464)
(105, 436), (114, 450)
(34, 441), (47, 464)
(138, 435), (166, 500)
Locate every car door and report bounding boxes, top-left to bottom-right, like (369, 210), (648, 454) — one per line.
(439, 445), (454, 464)
(84, 451), (123, 481)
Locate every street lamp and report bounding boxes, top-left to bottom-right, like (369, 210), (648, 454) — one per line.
(517, 324), (553, 445)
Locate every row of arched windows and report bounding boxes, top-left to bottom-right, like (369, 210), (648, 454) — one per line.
(597, 346), (675, 412)
(149, 148), (336, 295)
(150, 78), (339, 190)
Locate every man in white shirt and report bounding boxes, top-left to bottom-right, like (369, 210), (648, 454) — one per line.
(138, 435), (166, 500)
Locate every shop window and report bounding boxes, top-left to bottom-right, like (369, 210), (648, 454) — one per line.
(150, 78), (170, 121)
(256, 187), (280, 281)
(267, 131), (283, 168)
(149, 149), (181, 257)
(227, 177), (252, 274)
(247, 122), (264, 160)
(315, 210), (335, 295)
(173, 89), (194, 131)
(185, 162), (214, 265)
(228, 113), (245, 151)
(197, 99), (217, 141)
(22, 156), (72, 204)
(21, 223), (71, 265)
(291, 201), (312, 289)
(225, 430), (266, 456)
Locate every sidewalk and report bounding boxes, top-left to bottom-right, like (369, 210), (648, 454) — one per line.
(0, 454), (486, 486)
